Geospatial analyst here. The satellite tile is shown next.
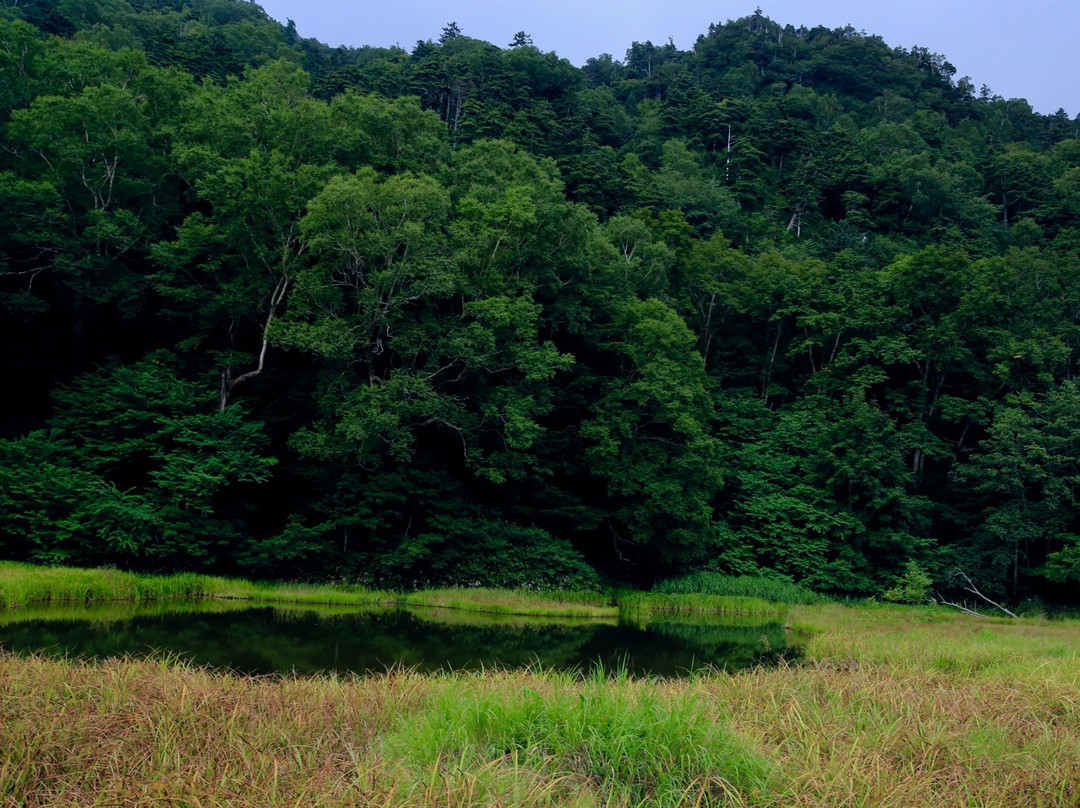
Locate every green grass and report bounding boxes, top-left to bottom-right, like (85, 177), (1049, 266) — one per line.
(383, 665), (773, 807)
(0, 561), (233, 607)
(0, 562), (617, 618)
(5, 562), (834, 621)
(653, 572), (829, 604)
(790, 601), (1080, 677)
(618, 591), (787, 617)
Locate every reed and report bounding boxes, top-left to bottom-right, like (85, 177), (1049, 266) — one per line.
(618, 591), (787, 617)
(0, 561), (231, 607)
(653, 572), (829, 605)
(0, 563), (620, 617)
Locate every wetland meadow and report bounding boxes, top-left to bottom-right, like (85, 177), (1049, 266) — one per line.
(1, 562), (1079, 807)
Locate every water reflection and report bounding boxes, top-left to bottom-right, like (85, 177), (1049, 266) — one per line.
(0, 601), (800, 677)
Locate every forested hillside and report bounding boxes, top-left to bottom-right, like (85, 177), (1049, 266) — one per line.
(3, 0), (1080, 601)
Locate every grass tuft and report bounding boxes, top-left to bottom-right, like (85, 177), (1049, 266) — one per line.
(618, 591), (787, 617)
(382, 664), (773, 807)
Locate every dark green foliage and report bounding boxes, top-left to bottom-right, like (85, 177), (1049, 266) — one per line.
(2, 0), (1080, 604)
(0, 355), (275, 568)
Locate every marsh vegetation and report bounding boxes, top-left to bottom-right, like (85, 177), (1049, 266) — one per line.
(2, 598), (1077, 807)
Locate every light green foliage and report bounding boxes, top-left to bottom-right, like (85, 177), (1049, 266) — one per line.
(329, 92), (448, 173)
(603, 213), (675, 298)
(713, 393), (928, 593)
(281, 167), (455, 461)
(4, 46), (191, 317)
(1039, 533), (1080, 583)
(884, 561), (934, 604)
(153, 71), (337, 405)
(176, 60), (331, 163)
(286, 141), (579, 482)
(0, 18), (47, 117)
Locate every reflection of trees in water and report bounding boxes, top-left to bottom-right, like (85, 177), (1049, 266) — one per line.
(0, 606), (800, 677)
(643, 621), (801, 671)
(0, 598), (254, 626)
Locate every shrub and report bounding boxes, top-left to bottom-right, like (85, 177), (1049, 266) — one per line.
(883, 561), (934, 605)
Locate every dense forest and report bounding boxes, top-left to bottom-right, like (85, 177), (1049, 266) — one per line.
(2, 0), (1080, 602)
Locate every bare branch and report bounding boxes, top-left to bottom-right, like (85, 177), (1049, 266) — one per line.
(954, 570), (1018, 618)
(935, 591), (988, 617)
(938, 570), (1018, 618)
(219, 276), (290, 410)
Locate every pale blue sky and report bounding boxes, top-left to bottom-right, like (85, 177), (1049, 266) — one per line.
(256, 1), (1079, 115)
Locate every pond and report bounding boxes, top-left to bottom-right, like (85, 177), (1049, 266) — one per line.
(0, 600), (801, 677)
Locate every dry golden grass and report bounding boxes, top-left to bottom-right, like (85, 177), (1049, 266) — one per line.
(709, 603), (1080, 807)
(711, 661), (1080, 807)
(0, 653), (764, 807)
(0, 652), (422, 807)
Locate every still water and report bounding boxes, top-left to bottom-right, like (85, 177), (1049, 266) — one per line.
(0, 600), (800, 677)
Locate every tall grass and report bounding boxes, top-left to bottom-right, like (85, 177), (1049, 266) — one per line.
(383, 665), (773, 807)
(0, 563), (615, 616)
(705, 602), (1080, 806)
(618, 591), (787, 617)
(654, 572), (829, 604)
(0, 652), (771, 808)
(0, 561), (233, 607)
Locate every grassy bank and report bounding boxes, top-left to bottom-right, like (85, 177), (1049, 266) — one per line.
(6, 562), (817, 620)
(0, 561), (387, 609)
(618, 591), (787, 618)
(3, 602), (1078, 806)
(0, 561), (229, 607)
(0, 562), (615, 618)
